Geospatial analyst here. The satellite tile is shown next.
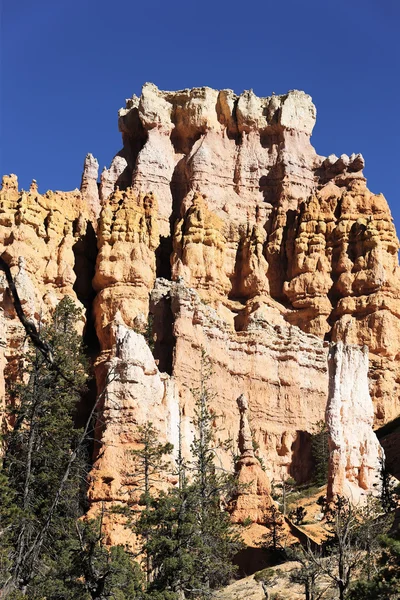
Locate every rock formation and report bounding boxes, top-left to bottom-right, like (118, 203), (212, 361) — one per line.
(80, 153), (101, 220)
(326, 342), (383, 503)
(106, 84), (400, 427)
(0, 84), (398, 541)
(0, 174), (97, 427)
(93, 187), (159, 348)
(230, 394), (273, 524)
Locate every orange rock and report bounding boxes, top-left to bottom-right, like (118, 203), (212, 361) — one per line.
(2, 84), (400, 543)
(230, 394), (273, 524)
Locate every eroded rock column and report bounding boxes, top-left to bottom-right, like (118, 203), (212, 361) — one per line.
(230, 394), (272, 524)
(326, 342), (383, 502)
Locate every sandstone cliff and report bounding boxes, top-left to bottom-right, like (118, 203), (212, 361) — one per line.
(1, 84), (398, 543)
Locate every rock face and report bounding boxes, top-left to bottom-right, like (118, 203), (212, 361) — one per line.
(87, 320), (179, 544)
(326, 343), (383, 502)
(0, 174), (97, 430)
(92, 187), (159, 348)
(151, 279), (329, 486)
(0, 84), (397, 540)
(107, 84), (400, 426)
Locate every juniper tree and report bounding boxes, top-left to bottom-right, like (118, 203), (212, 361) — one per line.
(262, 505), (286, 552)
(288, 505), (307, 525)
(347, 529), (400, 599)
(288, 544), (323, 600)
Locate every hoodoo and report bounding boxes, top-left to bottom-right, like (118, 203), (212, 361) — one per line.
(1, 84), (398, 544)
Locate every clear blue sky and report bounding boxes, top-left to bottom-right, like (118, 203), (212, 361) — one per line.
(1, 0), (399, 227)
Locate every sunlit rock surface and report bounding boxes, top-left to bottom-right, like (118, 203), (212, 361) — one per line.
(0, 84), (398, 541)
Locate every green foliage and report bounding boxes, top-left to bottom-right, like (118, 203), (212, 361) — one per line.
(272, 476), (296, 515)
(1, 320), (242, 599)
(288, 545), (321, 600)
(348, 529), (400, 599)
(297, 495), (394, 600)
(253, 567), (275, 583)
(0, 298), (148, 599)
(288, 506), (307, 525)
(137, 483), (241, 598)
(136, 350), (242, 599)
(133, 313), (155, 352)
(310, 420), (329, 486)
(0, 297), (89, 594)
(130, 422), (173, 507)
(0, 471), (20, 590)
(378, 457), (400, 513)
(262, 505), (286, 552)
(71, 517), (145, 600)
(144, 313), (155, 352)
(128, 422), (173, 582)
(23, 517), (145, 600)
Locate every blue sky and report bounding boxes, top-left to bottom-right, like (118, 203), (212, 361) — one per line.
(1, 0), (399, 227)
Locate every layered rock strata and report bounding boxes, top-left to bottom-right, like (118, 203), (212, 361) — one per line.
(87, 320), (179, 544)
(102, 84), (400, 424)
(1, 84), (399, 542)
(151, 278), (329, 484)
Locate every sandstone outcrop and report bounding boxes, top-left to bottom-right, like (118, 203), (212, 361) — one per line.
(0, 174), (95, 310)
(152, 278), (329, 485)
(87, 321), (179, 543)
(0, 174), (97, 429)
(1, 84), (399, 542)
(93, 187), (159, 348)
(326, 342), (383, 503)
(101, 85), (400, 428)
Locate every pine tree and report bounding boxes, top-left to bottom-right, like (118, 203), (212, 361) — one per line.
(129, 423), (173, 583)
(184, 350), (242, 596)
(0, 297), (89, 595)
(136, 351), (242, 599)
(72, 516), (145, 600)
(130, 423), (173, 509)
(262, 505), (286, 552)
(0, 294), (148, 599)
(22, 515), (145, 600)
(378, 456), (399, 513)
(311, 421), (329, 486)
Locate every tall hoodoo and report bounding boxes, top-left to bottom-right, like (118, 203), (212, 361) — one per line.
(80, 153), (101, 220)
(237, 394), (256, 460)
(326, 342), (383, 503)
(230, 394), (273, 524)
